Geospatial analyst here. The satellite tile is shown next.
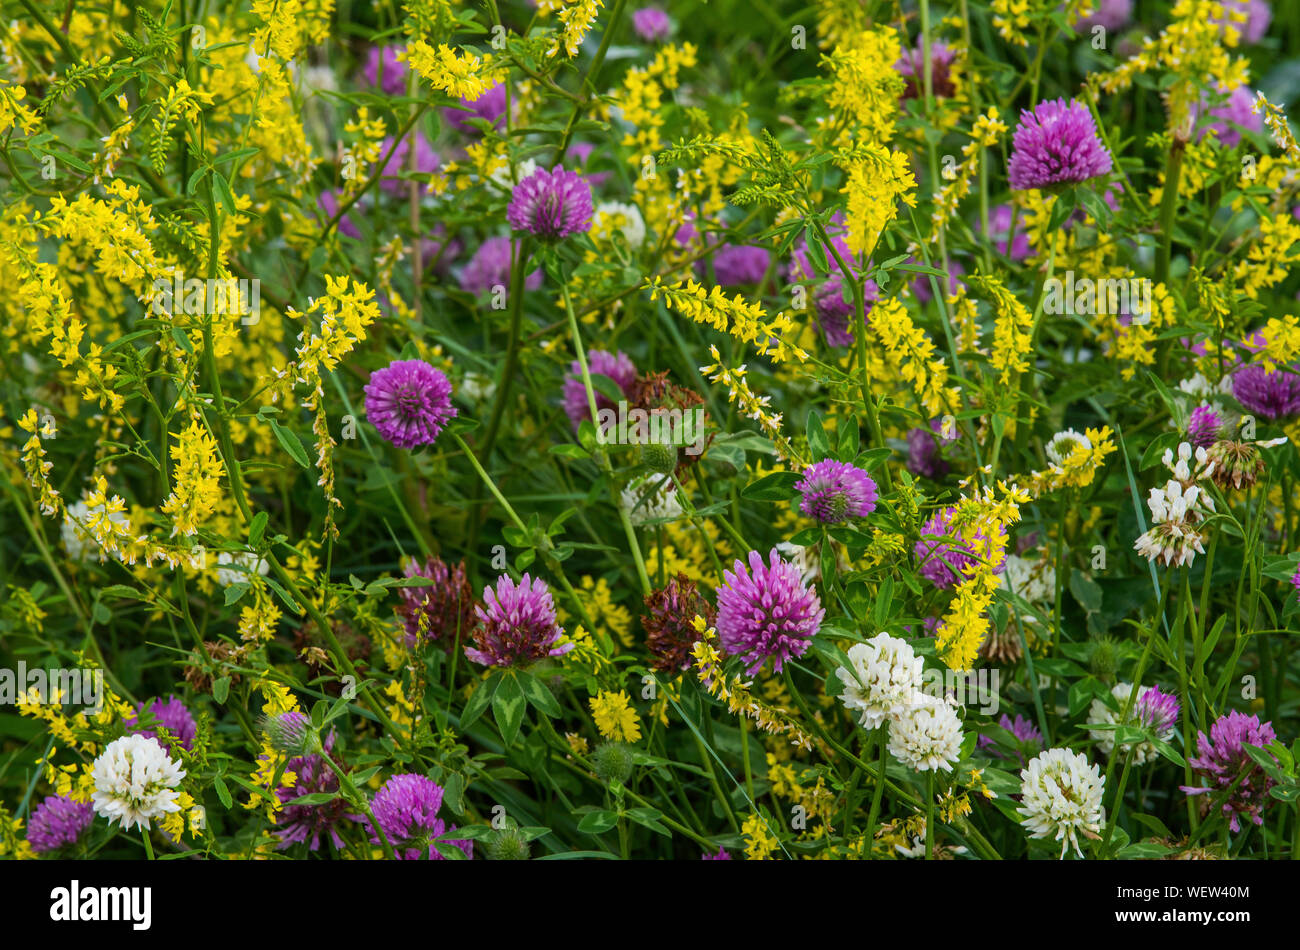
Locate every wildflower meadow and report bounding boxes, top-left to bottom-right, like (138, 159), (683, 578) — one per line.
(4, 0), (1300, 885)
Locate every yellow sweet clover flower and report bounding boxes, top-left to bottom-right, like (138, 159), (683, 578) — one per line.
(548, 0), (605, 59)
(931, 484), (1026, 671)
(403, 42), (491, 101)
(1255, 315), (1300, 371)
(589, 690), (642, 742)
(741, 811), (780, 859)
(927, 109), (1008, 244)
(969, 272), (1034, 387)
(841, 146), (917, 258)
(691, 617), (815, 751)
(1091, 0), (1249, 135)
(867, 298), (961, 418)
(160, 420), (224, 538)
(646, 277), (806, 365)
(1256, 93), (1300, 165)
(1018, 426), (1117, 496)
(822, 27), (904, 143)
(577, 576), (634, 648)
(0, 78), (40, 135)
(991, 0), (1033, 46)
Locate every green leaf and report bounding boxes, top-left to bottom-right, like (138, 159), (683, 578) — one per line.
(212, 676), (231, 704)
(517, 671), (562, 717)
(741, 471), (802, 501)
(213, 774), (232, 810)
(807, 409), (830, 461)
(270, 419), (311, 470)
(837, 414), (860, 461)
(577, 810), (619, 834)
(492, 672), (527, 745)
(248, 511), (268, 547)
(459, 672), (500, 731)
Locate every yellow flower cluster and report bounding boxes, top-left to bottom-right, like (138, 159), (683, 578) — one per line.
(161, 420), (224, 538)
(1018, 426), (1118, 497)
(547, 0), (604, 59)
(927, 109), (1008, 245)
(646, 277), (807, 364)
(404, 42), (492, 101)
(590, 690), (642, 742)
(822, 27), (904, 143)
(931, 485), (1026, 671)
(1091, 0), (1249, 133)
(690, 617), (814, 751)
(841, 146), (917, 258)
(868, 297), (961, 418)
(970, 272), (1035, 387)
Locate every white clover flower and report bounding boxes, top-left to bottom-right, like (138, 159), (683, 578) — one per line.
(1134, 442), (1216, 568)
(214, 551), (270, 587)
(835, 633), (925, 731)
(619, 475), (683, 526)
(887, 692), (964, 772)
(594, 201), (646, 250)
(490, 157), (538, 191)
(1017, 747), (1105, 859)
(1045, 428), (1092, 466)
(90, 734), (186, 831)
(999, 552), (1055, 606)
(459, 372), (497, 403)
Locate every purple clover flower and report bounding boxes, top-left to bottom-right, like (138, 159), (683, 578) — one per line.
(1182, 711), (1278, 833)
(1188, 404), (1224, 448)
(1232, 364), (1300, 420)
(458, 236), (543, 296)
(274, 727), (354, 851)
(1135, 684), (1181, 737)
(364, 359), (457, 449)
(977, 713), (1043, 764)
(396, 556), (477, 648)
(363, 45), (407, 97)
(895, 40), (957, 100)
(702, 845), (732, 859)
(795, 460), (878, 524)
(717, 549), (826, 675)
(466, 573), (572, 668)
(1075, 0), (1133, 31)
(319, 189), (361, 240)
(632, 6), (672, 42)
(914, 506), (1007, 589)
(907, 426), (949, 479)
(506, 167), (593, 241)
(443, 82), (508, 135)
(1007, 98), (1113, 192)
(562, 348), (637, 431)
(1215, 0), (1272, 45)
(126, 695), (196, 753)
(787, 214), (878, 347)
(710, 245), (772, 287)
(378, 133), (440, 197)
(26, 794), (94, 853)
(1195, 85), (1263, 148)
(985, 204), (1032, 261)
(366, 774), (472, 860)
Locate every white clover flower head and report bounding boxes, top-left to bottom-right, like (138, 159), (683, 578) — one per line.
(835, 632), (925, 731)
(887, 691), (964, 772)
(999, 552), (1055, 605)
(619, 475), (683, 526)
(1046, 428), (1092, 466)
(1017, 747), (1105, 859)
(90, 734), (186, 831)
(594, 201), (647, 250)
(214, 551), (270, 587)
